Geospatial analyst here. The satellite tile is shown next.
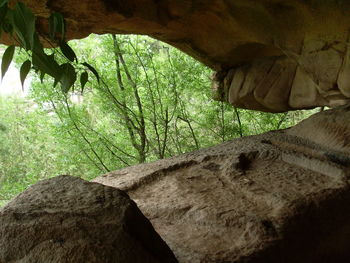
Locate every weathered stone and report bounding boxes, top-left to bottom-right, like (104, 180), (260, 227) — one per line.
(2, 0), (350, 111)
(287, 103), (350, 157)
(94, 106), (350, 263)
(0, 175), (178, 263)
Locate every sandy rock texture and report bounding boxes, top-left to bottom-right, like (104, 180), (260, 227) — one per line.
(2, 0), (350, 111)
(0, 175), (178, 263)
(94, 105), (350, 263)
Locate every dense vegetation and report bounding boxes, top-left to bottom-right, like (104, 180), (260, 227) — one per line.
(0, 34), (316, 207)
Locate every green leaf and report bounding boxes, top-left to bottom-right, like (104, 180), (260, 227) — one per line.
(32, 36), (62, 79)
(10, 2), (35, 50)
(2, 19), (12, 34)
(1, 45), (15, 80)
(59, 41), (77, 62)
(0, 4), (8, 37)
(59, 63), (76, 93)
(40, 71), (45, 83)
(82, 62), (100, 83)
(53, 77), (59, 88)
(32, 51), (62, 79)
(0, 4), (7, 19)
(20, 60), (31, 89)
(49, 12), (65, 41)
(80, 71), (88, 92)
(0, 0), (7, 8)
(48, 13), (56, 40)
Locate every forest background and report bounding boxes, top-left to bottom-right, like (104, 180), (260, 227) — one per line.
(0, 34), (316, 206)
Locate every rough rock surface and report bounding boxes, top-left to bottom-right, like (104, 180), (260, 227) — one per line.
(0, 175), (178, 263)
(3, 0), (350, 111)
(94, 105), (350, 263)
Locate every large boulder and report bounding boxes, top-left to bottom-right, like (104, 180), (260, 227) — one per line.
(94, 105), (350, 263)
(3, 0), (350, 111)
(0, 175), (178, 263)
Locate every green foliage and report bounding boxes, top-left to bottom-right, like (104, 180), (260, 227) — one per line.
(82, 62), (99, 83)
(60, 41), (77, 62)
(0, 0), (7, 8)
(80, 71), (88, 91)
(20, 34), (315, 173)
(10, 2), (36, 50)
(19, 59), (31, 88)
(59, 63), (76, 93)
(49, 12), (65, 41)
(0, 0), (98, 95)
(0, 96), (102, 206)
(1, 45), (14, 79)
(0, 3), (316, 206)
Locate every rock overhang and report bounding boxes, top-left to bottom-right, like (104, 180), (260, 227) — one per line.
(3, 0), (350, 112)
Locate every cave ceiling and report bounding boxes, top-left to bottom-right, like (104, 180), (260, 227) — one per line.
(3, 0), (350, 112)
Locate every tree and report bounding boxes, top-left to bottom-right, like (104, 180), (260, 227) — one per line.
(0, 2), (316, 206)
(23, 34), (313, 172)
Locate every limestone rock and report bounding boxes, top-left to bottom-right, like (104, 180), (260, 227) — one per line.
(2, 0), (350, 111)
(0, 175), (178, 263)
(94, 106), (350, 263)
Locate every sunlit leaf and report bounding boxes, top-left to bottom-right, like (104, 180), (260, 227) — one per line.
(82, 62), (100, 83)
(20, 60), (31, 89)
(1, 45), (15, 80)
(60, 41), (77, 62)
(80, 71), (88, 92)
(60, 63), (76, 93)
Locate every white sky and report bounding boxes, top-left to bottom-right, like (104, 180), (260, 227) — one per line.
(0, 64), (30, 96)
(0, 47), (30, 97)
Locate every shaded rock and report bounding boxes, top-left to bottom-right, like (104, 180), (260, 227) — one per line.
(94, 106), (350, 263)
(2, 0), (350, 111)
(0, 175), (178, 263)
(287, 103), (350, 155)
